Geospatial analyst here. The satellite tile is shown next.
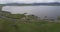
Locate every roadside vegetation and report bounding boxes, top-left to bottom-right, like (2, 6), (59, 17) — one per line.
(0, 18), (60, 32)
(0, 11), (60, 32)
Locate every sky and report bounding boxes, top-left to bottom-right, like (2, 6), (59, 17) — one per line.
(0, 0), (59, 4)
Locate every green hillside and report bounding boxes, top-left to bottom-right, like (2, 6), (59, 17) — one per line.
(0, 11), (59, 32)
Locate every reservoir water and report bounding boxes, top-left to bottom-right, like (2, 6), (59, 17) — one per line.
(2, 6), (60, 19)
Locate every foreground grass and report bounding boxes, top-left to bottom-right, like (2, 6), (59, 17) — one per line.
(0, 19), (60, 32)
(0, 12), (60, 32)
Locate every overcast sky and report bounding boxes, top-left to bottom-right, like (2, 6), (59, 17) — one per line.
(0, 0), (59, 4)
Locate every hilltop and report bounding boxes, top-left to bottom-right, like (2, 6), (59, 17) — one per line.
(0, 2), (60, 6)
(4, 2), (60, 6)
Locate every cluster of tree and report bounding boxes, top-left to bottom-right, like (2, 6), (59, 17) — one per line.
(6, 14), (26, 19)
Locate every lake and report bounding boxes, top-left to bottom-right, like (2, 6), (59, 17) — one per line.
(2, 6), (60, 19)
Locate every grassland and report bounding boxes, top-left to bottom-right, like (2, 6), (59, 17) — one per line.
(0, 13), (60, 32)
(0, 19), (60, 32)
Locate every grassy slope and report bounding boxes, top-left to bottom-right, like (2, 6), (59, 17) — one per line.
(0, 5), (60, 32)
(0, 18), (60, 32)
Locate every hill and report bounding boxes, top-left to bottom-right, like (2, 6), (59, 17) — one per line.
(5, 2), (60, 6)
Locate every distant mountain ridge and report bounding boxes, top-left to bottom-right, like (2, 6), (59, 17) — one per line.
(2, 2), (60, 6)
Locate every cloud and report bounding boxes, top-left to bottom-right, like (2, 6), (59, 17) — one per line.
(0, 0), (60, 4)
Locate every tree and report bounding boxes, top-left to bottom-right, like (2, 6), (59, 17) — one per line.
(6, 14), (25, 19)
